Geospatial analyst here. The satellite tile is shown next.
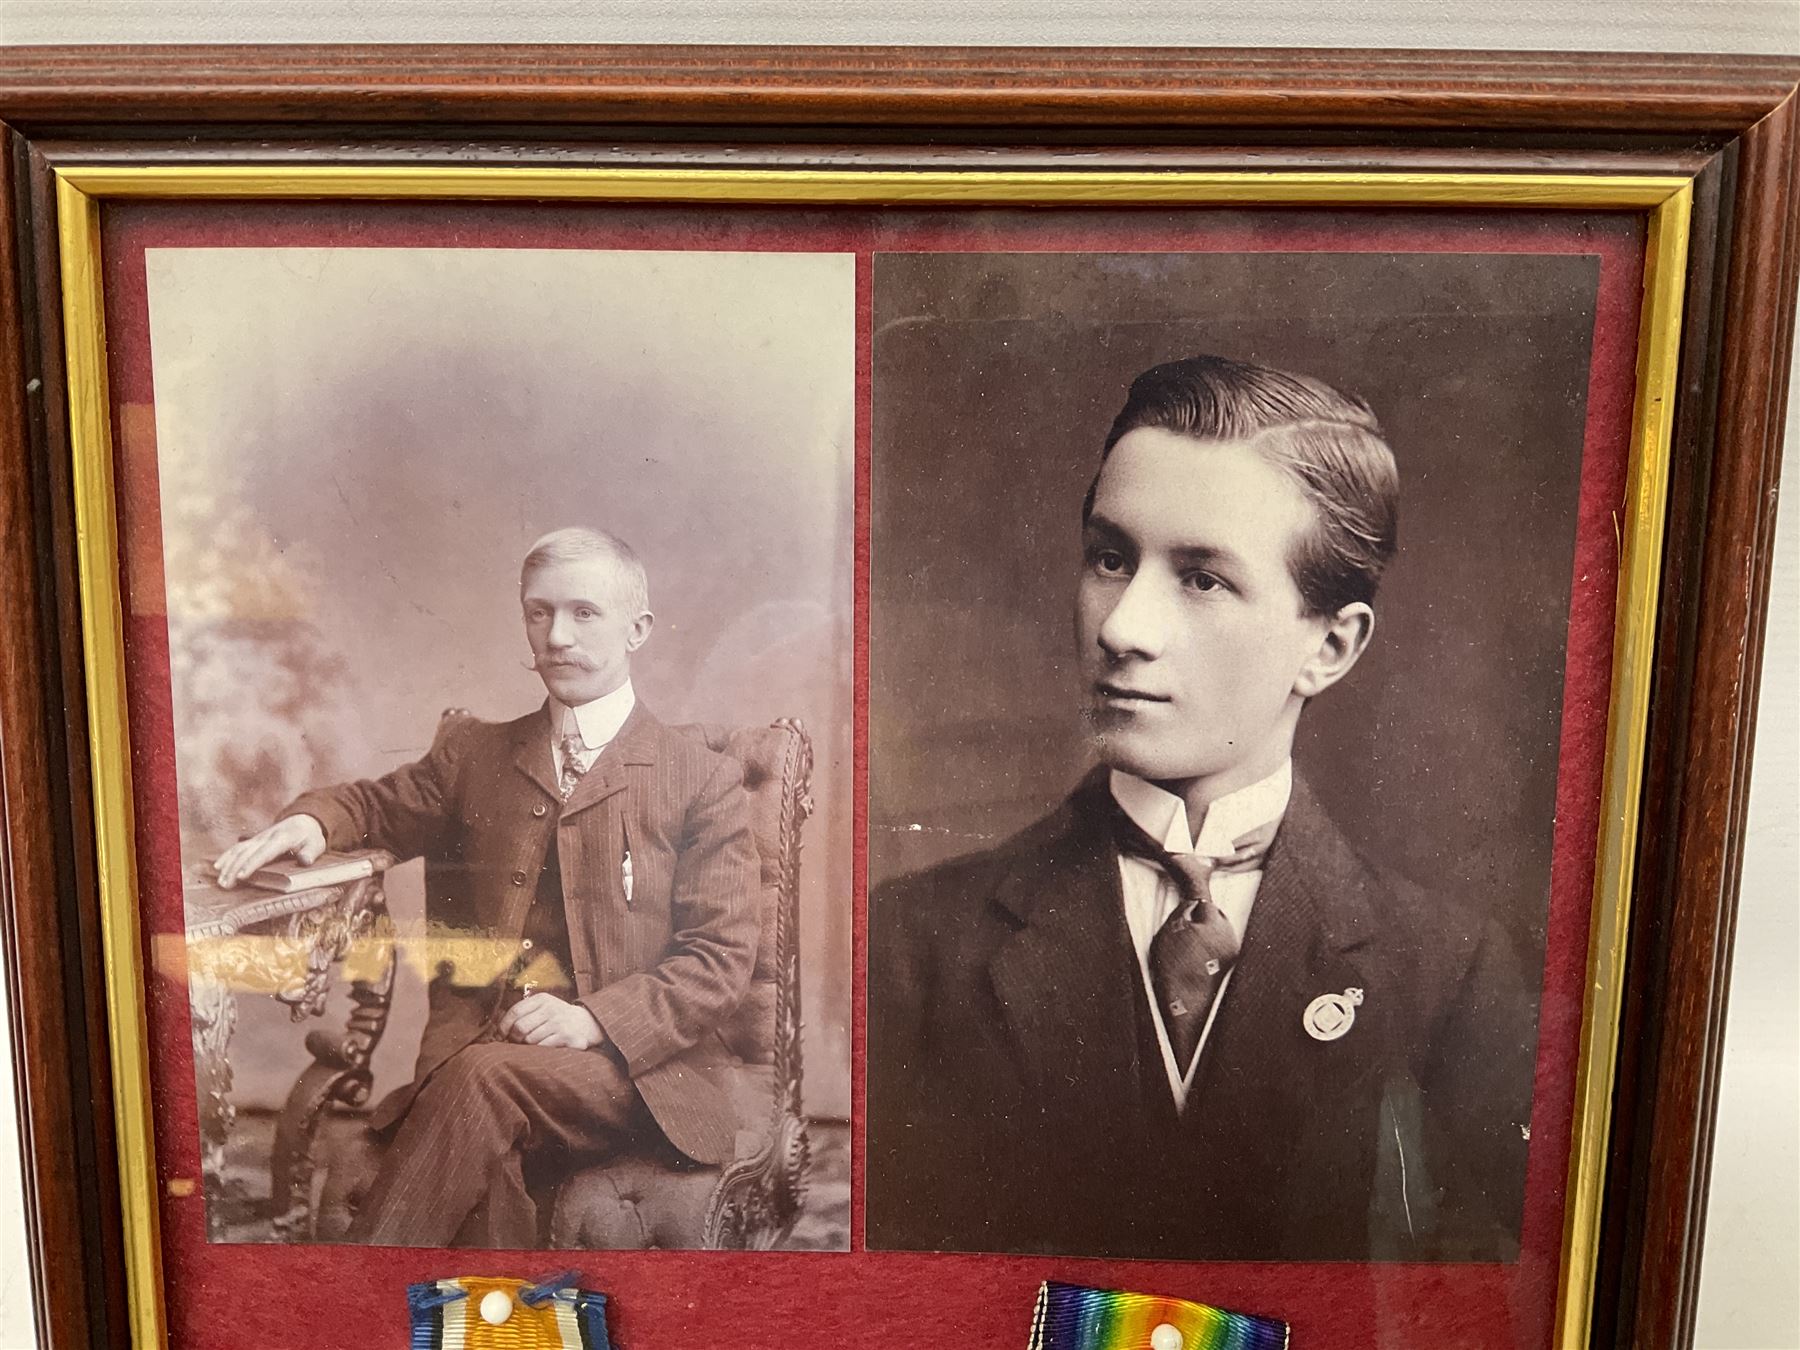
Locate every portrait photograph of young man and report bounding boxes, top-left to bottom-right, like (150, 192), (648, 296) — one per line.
(139, 239), (855, 1251)
(865, 247), (1605, 1262)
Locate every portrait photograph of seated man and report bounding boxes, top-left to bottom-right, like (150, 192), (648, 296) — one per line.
(865, 246), (1606, 1264)
(132, 237), (854, 1251)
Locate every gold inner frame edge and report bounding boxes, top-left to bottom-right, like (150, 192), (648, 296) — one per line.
(53, 165), (1690, 1350)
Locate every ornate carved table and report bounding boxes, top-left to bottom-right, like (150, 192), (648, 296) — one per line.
(180, 854), (397, 1239)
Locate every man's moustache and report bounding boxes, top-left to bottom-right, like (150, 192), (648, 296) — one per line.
(530, 654), (598, 671)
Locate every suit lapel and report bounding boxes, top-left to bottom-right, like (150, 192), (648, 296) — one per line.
(1186, 779), (1385, 1216)
(510, 704), (559, 802)
(1204, 778), (1380, 1046)
(987, 774), (1150, 1115)
(561, 700), (658, 817)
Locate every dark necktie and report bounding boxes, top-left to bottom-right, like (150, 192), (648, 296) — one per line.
(1113, 804), (1276, 1075)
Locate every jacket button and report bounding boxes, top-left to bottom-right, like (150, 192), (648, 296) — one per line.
(532, 803), (547, 818)
(510, 870), (527, 886)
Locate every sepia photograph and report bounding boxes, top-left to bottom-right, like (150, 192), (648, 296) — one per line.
(865, 246), (1610, 1262)
(134, 241), (855, 1251)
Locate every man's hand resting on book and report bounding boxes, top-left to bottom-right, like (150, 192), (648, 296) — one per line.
(214, 814), (328, 889)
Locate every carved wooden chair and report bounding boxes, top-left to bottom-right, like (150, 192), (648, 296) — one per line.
(272, 713), (816, 1250)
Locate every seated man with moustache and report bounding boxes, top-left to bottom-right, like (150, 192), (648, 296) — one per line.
(215, 526), (759, 1248)
(867, 356), (1536, 1262)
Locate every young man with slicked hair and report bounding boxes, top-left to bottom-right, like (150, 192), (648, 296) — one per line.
(216, 527), (758, 1247)
(868, 356), (1535, 1262)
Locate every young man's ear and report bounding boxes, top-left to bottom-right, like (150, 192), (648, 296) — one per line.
(1293, 602), (1375, 699)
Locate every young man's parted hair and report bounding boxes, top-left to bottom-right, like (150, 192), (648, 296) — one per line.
(1087, 354), (1401, 618)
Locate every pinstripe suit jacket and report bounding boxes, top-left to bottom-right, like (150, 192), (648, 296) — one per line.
(287, 699), (759, 1165)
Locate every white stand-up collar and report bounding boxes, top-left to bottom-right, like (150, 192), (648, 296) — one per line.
(1109, 759), (1293, 857)
(548, 679), (637, 753)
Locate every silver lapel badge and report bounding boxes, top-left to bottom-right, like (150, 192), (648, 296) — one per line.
(1303, 986), (1364, 1042)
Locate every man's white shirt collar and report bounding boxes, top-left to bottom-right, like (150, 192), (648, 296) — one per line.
(549, 679), (637, 753)
(1109, 759), (1293, 857)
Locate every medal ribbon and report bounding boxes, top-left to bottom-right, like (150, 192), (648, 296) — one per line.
(407, 1275), (611, 1350)
(1029, 1280), (1289, 1350)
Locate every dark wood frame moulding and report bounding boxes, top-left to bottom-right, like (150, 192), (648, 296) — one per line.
(0, 44), (1793, 1350)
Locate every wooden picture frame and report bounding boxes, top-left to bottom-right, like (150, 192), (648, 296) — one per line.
(0, 45), (1794, 1350)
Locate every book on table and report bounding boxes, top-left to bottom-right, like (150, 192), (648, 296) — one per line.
(245, 849), (385, 893)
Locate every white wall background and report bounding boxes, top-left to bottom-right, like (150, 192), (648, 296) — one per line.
(0, 4), (1794, 1349)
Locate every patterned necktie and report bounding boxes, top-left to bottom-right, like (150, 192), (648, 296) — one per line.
(557, 731), (590, 800)
(1113, 804), (1276, 1074)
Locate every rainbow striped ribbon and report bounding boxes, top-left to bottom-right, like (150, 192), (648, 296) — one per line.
(1029, 1280), (1289, 1350)
(407, 1275), (611, 1350)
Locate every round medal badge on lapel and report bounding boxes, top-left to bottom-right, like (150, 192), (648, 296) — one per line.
(1303, 987), (1365, 1042)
